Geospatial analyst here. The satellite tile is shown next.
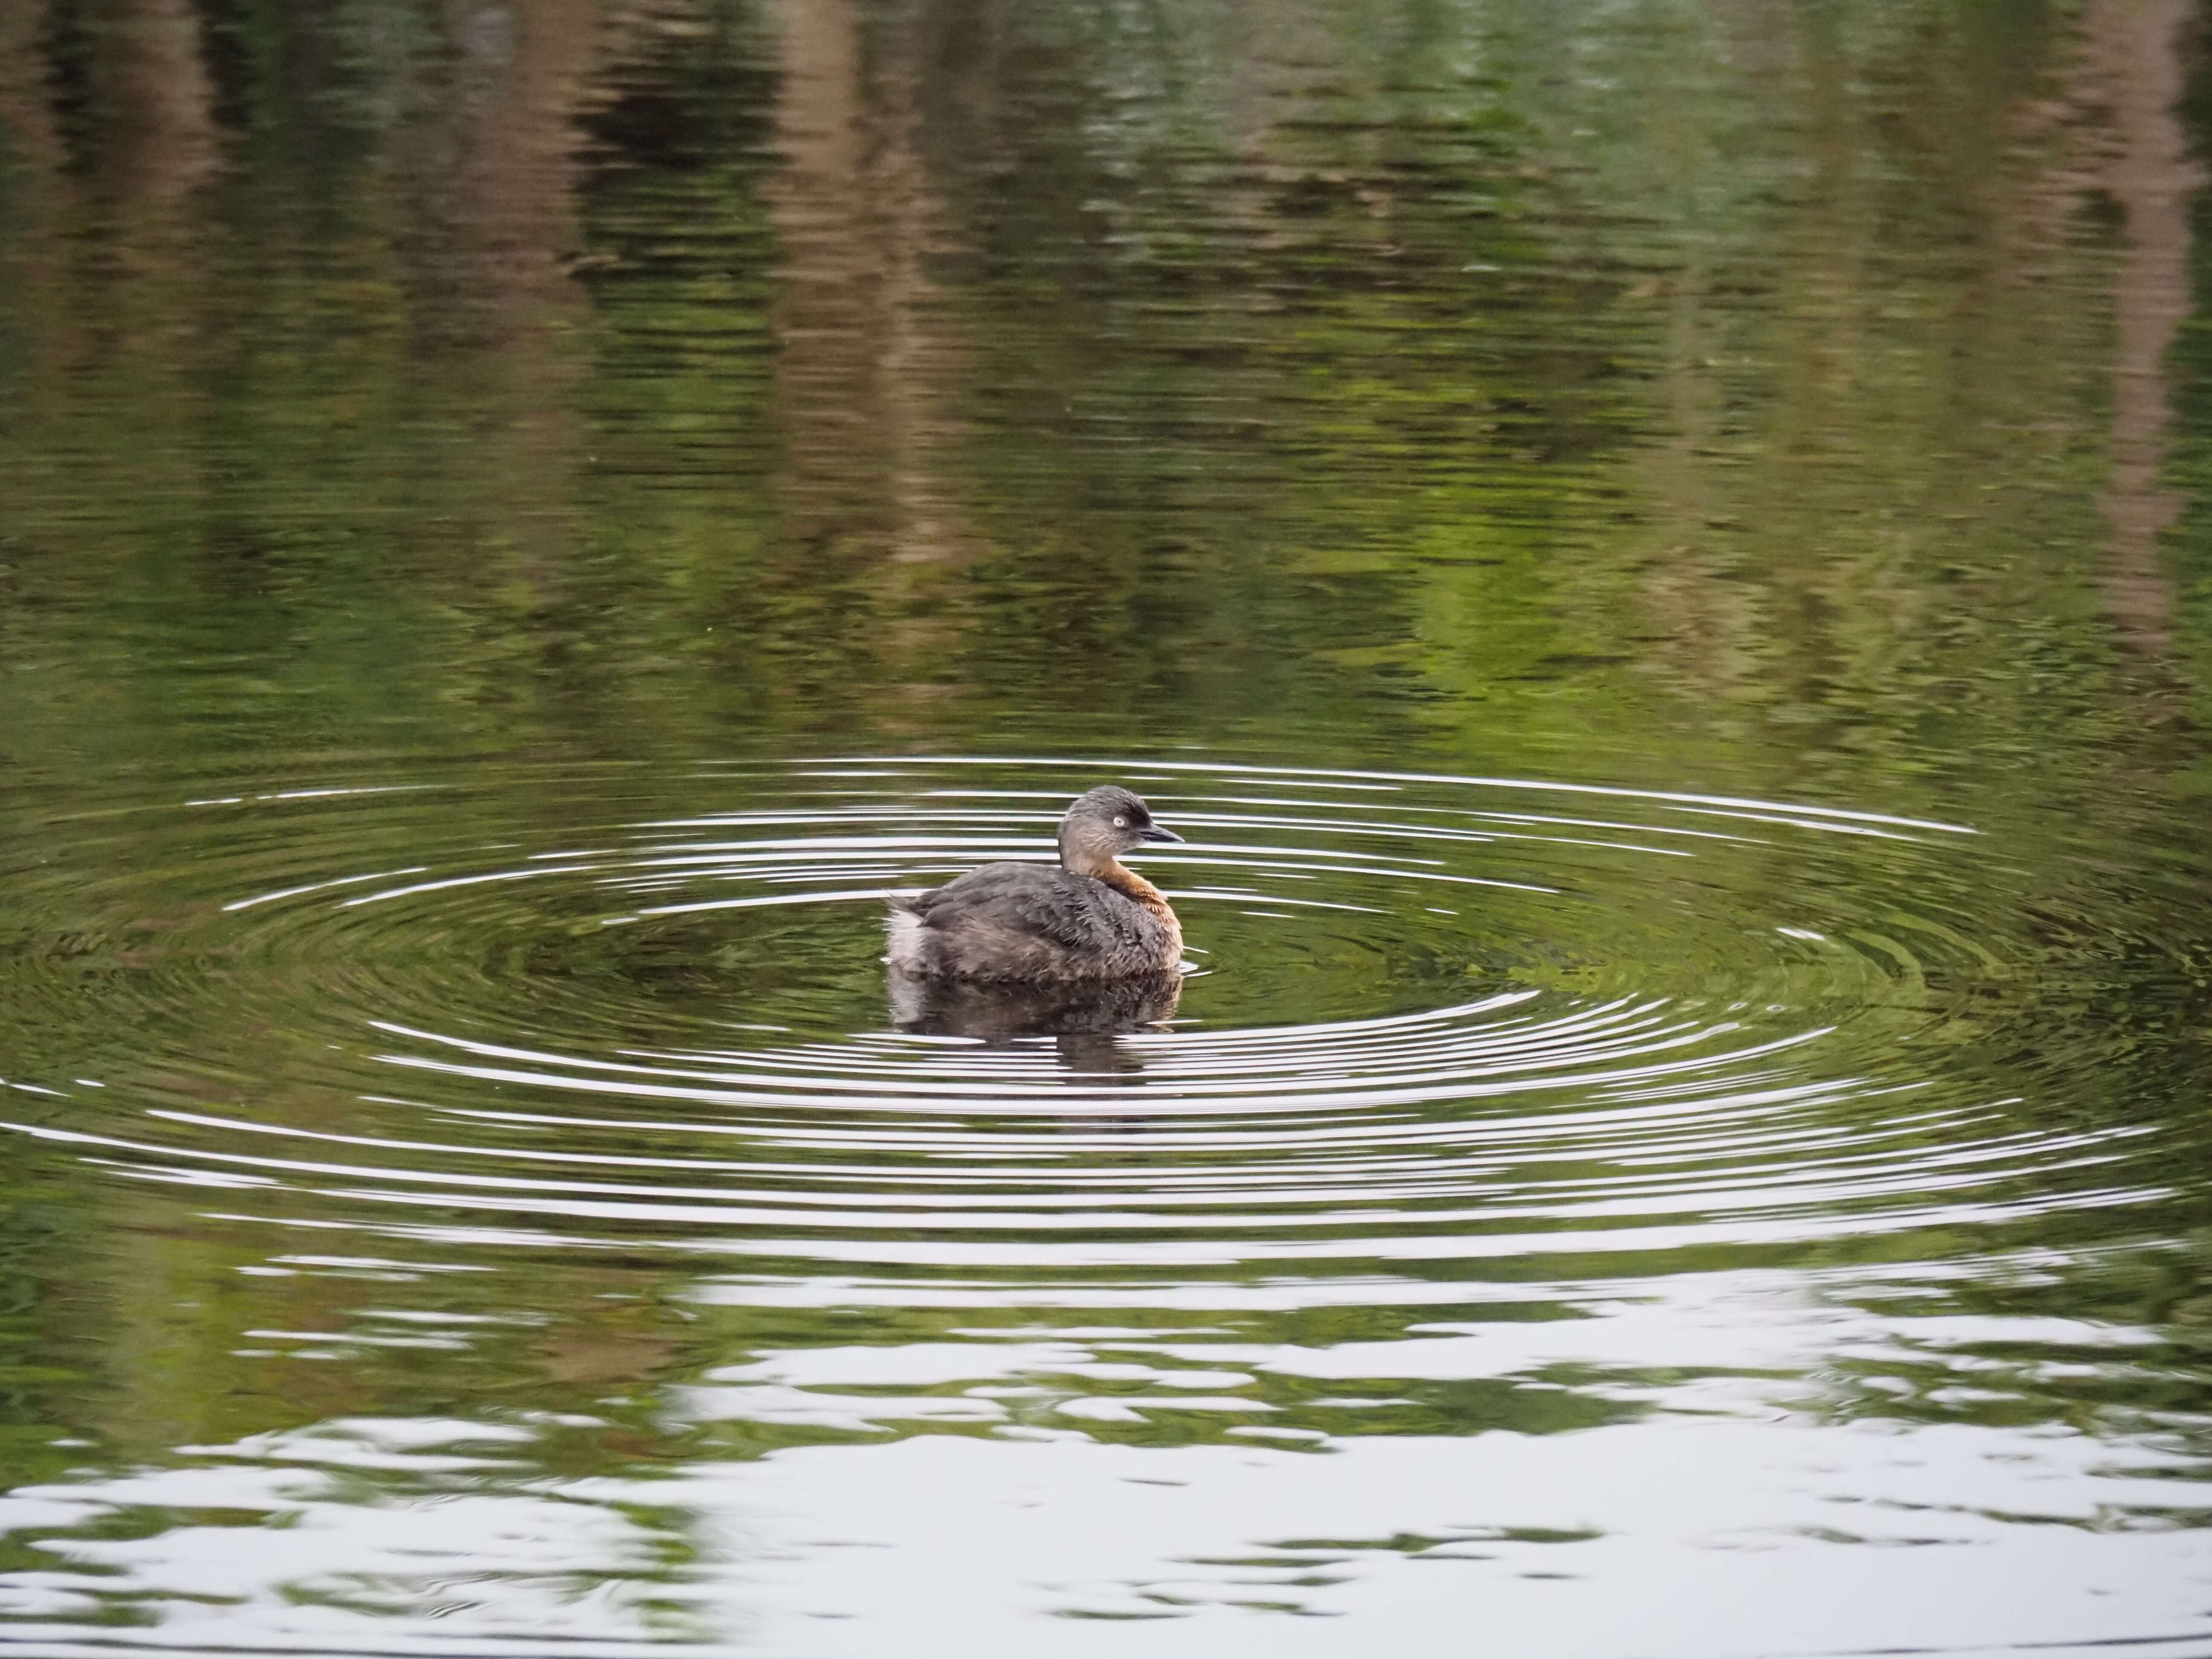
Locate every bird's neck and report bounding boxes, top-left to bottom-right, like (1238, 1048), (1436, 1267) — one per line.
(1092, 861), (1182, 946)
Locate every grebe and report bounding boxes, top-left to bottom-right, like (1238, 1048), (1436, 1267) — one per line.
(885, 786), (1185, 980)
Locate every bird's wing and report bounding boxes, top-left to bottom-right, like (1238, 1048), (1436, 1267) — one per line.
(909, 864), (1104, 950)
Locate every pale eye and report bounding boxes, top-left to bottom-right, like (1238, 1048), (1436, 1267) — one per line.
(1113, 816), (1127, 828)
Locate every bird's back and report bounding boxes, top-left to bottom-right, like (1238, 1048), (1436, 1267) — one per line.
(886, 861), (1179, 980)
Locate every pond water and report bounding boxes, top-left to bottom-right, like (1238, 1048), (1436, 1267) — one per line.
(0, 1), (2209, 1654)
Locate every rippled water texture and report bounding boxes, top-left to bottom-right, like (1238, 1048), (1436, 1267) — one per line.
(0, 757), (2203, 1654)
(1, 0), (2211, 1654)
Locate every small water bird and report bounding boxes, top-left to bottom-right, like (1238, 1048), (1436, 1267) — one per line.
(885, 785), (1185, 980)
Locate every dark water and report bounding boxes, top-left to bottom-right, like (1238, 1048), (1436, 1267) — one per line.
(0, 2), (2210, 1654)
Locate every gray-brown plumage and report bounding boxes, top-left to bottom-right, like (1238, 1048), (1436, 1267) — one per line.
(885, 786), (1185, 980)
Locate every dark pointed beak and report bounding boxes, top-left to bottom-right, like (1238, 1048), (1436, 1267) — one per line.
(1140, 824), (1183, 844)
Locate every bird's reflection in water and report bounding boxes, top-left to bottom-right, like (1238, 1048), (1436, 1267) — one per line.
(887, 969), (1183, 1085)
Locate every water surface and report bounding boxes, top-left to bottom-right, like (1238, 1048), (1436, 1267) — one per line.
(0, 2), (2208, 1654)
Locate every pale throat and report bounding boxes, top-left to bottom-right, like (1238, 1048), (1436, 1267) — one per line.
(1057, 826), (1119, 878)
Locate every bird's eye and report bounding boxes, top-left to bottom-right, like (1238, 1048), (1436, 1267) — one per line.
(1113, 816), (1127, 828)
